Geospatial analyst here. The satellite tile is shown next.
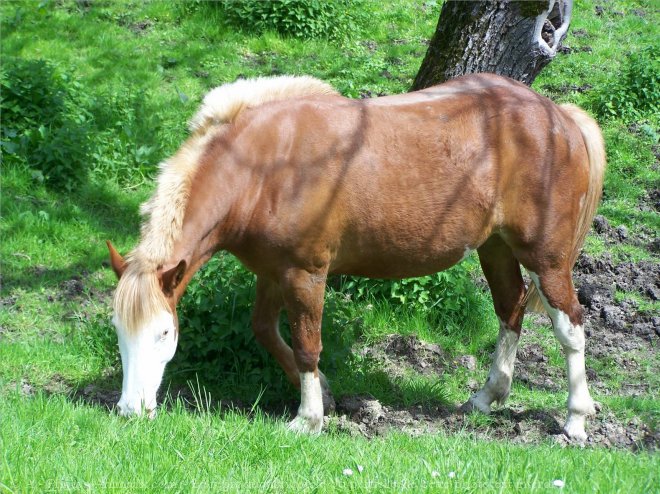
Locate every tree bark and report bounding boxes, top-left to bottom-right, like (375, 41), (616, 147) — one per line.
(411, 0), (572, 90)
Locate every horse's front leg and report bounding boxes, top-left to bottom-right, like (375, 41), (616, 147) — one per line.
(280, 267), (328, 434)
(252, 276), (335, 416)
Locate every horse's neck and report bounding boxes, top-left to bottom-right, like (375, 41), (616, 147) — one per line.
(169, 159), (253, 282)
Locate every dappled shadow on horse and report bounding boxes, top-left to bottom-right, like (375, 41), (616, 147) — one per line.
(106, 73), (605, 442)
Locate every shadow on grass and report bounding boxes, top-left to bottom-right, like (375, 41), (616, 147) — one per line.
(64, 370), (569, 443)
(1, 172), (145, 291)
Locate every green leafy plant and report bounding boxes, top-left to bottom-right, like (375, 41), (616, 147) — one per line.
(594, 46), (659, 120)
(88, 88), (164, 184)
(337, 265), (489, 333)
(0, 58), (93, 191)
(217, 0), (363, 40)
(173, 254), (291, 399)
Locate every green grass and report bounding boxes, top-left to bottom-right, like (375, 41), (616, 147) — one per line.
(2, 391), (658, 494)
(1, 0), (659, 491)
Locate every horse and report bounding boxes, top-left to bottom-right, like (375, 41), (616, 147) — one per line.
(107, 73), (605, 441)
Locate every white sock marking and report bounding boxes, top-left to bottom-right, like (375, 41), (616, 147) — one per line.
(288, 372), (323, 434)
(469, 320), (519, 412)
(528, 271), (595, 441)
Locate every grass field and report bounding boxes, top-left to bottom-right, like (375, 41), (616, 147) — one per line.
(1, 0), (658, 492)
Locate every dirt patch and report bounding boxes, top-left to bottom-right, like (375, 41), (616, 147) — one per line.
(41, 373), (69, 395)
(330, 321), (657, 450)
(574, 251), (660, 343)
(592, 212), (659, 255)
(330, 395), (657, 451)
(0, 295), (17, 308)
(59, 277), (85, 299)
(54, 272), (114, 307)
(129, 20), (154, 35)
(515, 342), (563, 392)
(358, 334), (447, 377)
(75, 384), (121, 410)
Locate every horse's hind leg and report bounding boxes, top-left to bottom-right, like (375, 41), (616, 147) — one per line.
(527, 269), (596, 441)
(463, 235), (526, 414)
(252, 276), (334, 415)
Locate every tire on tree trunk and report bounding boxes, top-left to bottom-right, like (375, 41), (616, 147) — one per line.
(411, 0), (573, 90)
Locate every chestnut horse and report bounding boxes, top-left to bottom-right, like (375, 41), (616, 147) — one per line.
(107, 73), (605, 441)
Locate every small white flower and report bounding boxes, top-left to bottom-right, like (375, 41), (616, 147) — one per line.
(431, 471), (439, 478)
(343, 468), (353, 476)
(553, 479), (565, 488)
(448, 471), (456, 478)
(357, 465), (364, 473)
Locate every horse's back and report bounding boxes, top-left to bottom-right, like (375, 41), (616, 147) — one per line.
(230, 74), (589, 278)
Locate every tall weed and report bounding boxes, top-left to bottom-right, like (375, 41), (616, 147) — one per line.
(213, 0), (364, 40)
(1, 58), (93, 191)
(594, 46), (659, 121)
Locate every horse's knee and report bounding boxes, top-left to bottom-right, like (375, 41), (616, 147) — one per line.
(293, 345), (321, 373)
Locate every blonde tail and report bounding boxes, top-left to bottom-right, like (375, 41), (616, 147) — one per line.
(525, 104), (607, 313)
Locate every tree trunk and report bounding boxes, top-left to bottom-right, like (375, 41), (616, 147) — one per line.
(411, 0), (572, 90)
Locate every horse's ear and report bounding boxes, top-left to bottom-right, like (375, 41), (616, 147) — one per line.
(106, 241), (127, 279)
(160, 260), (187, 296)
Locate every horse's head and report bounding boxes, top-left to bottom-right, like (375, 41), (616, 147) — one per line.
(107, 241), (186, 418)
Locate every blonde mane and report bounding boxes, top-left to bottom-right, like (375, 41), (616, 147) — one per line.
(114, 75), (338, 333)
(188, 75), (338, 135)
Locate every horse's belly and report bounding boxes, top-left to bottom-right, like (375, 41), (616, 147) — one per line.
(330, 239), (475, 279)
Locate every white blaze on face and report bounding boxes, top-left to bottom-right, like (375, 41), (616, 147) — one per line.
(113, 310), (178, 417)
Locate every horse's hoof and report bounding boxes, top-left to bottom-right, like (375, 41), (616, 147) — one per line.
(563, 427), (588, 443)
(287, 414), (323, 434)
(563, 414), (588, 443)
(460, 393), (491, 414)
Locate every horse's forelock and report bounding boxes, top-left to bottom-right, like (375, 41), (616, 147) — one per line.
(113, 262), (169, 335)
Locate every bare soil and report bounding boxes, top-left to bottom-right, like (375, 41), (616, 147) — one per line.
(329, 324), (658, 451)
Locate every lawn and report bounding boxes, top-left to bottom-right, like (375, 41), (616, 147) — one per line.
(1, 0), (658, 492)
